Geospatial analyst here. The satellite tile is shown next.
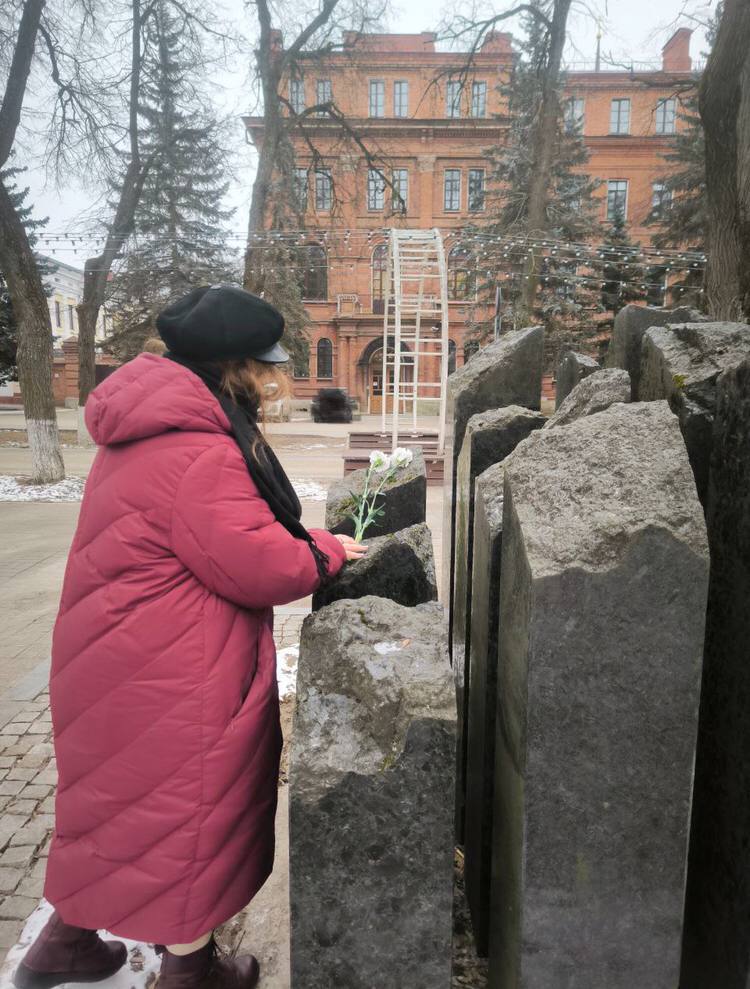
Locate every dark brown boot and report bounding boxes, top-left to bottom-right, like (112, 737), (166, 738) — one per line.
(13, 911), (127, 989)
(158, 939), (259, 989)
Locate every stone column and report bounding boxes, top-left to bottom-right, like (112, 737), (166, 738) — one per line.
(442, 326), (543, 647)
(290, 596), (455, 989)
(453, 407), (544, 845)
(489, 402), (709, 989)
(681, 359), (750, 989)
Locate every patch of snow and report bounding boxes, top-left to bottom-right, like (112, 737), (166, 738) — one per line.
(291, 479), (327, 501)
(277, 643), (299, 699)
(0, 475), (85, 502)
(0, 900), (162, 989)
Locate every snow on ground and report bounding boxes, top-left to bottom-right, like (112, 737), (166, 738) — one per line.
(0, 476), (86, 502)
(0, 900), (161, 989)
(0, 475), (327, 503)
(276, 643), (299, 699)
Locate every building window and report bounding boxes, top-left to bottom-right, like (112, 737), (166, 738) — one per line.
(367, 168), (385, 211)
(392, 168), (408, 212)
(446, 80), (462, 118)
(565, 97), (585, 133)
(316, 79), (332, 114)
(293, 167), (308, 211)
(655, 97), (676, 134)
(293, 351), (310, 378)
(369, 80), (385, 117)
(372, 243), (388, 314)
(464, 340), (479, 362)
(298, 244), (327, 300)
(315, 169), (332, 211)
(448, 339), (457, 375)
(468, 169), (485, 212)
(471, 81), (487, 118)
(54, 300), (61, 327)
(448, 246), (475, 300)
(394, 80), (409, 117)
(444, 169), (461, 212)
(67, 305), (75, 332)
(610, 98), (630, 134)
(317, 338), (333, 379)
(607, 179), (629, 221)
(290, 78), (305, 114)
(652, 182), (673, 213)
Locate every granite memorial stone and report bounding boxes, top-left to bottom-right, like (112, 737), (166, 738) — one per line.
(543, 368), (631, 429)
(554, 351), (599, 408)
(490, 402), (709, 989)
(312, 522), (437, 611)
(290, 596), (455, 989)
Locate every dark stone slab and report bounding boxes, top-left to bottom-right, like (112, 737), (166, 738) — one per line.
(290, 596), (455, 989)
(463, 461), (505, 957)
(325, 447), (426, 538)
(681, 359), (750, 989)
(640, 321), (750, 504)
(544, 368), (631, 429)
(442, 327), (544, 656)
(554, 351), (599, 408)
(607, 304), (704, 399)
(312, 522), (437, 611)
(490, 402), (709, 989)
(453, 407), (544, 844)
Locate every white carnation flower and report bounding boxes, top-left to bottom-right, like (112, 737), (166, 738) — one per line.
(369, 449), (391, 472)
(391, 447), (414, 468)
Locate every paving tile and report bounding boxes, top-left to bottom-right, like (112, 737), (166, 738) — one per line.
(9, 823), (46, 849)
(6, 770), (35, 783)
(37, 798), (55, 816)
(19, 785), (49, 801)
(0, 760), (13, 770)
(0, 782), (25, 798)
(33, 771), (57, 787)
(0, 919), (23, 949)
(16, 877), (44, 898)
(4, 725), (29, 736)
(30, 861), (47, 879)
(6, 801), (37, 817)
(0, 738), (19, 751)
(0, 869), (23, 894)
(3, 741), (35, 757)
(0, 894), (38, 920)
(0, 845), (35, 868)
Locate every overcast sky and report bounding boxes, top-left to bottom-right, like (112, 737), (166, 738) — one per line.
(23, 0), (713, 263)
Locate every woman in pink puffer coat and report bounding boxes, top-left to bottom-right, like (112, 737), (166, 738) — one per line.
(13, 286), (365, 989)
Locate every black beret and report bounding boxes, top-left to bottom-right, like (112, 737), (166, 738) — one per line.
(156, 284), (288, 363)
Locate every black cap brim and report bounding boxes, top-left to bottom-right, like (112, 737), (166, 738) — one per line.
(253, 341), (290, 364)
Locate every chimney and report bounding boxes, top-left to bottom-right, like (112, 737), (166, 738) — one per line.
(662, 28), (692, 72)
(480, 31), (513, 54)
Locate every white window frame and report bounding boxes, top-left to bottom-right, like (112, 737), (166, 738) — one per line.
(565, 97), (585, 133)
(444, 169), (461, 212)
(392, 168), (408, 212)
(394, 80), (409, 118)
(369, 80), (385, 118)
(289, 78), (305, 115)
(471, 81), (487, 118)
(652, 182), (673, 210)
(610, 98), (631, 134)
(607, 179), (629, 221)
(293, 167), (308, 211)
(367, 168), (385, 211)
(655, 97), (676, 135)
(316, 79), (332, 115)
(315, 169), (332, 211)
(446, 80), (462, 119)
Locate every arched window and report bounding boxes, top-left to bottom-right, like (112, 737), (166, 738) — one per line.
(298, 243), (327, 300)
(448, 339), (457, 375)
(372, 243), (388, 314)
(448, 245), (476, 301)
(317, 337), (333, 378)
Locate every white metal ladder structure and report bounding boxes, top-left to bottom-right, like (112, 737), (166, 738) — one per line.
(379, 228), (450, 454)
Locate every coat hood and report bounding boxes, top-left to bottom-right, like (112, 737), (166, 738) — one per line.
(85, 353), (231, 446)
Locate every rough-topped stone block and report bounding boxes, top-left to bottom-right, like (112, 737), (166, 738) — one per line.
(640, 321), (750, 503)
(607, 304), (704, 398)
(312, 522), (437, 611)
(554, 351), (599, 408)
(681, 358), (750, 989)
(325, 447), (426, 537)
(442, 326), (544, 640)
(290, 596), (455, 989)
(490, 402), (709, 989)
(544, 368), (631, 429)
(453, 407), (544, 842)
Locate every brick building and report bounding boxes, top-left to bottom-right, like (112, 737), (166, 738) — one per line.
(243, 27), (695, 410)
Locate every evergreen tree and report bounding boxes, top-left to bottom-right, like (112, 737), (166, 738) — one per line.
(105, 0), (234, 361)
(0, 165), (54, 384)
(600, 209), (647, 321)
(474, 3), (602, 365)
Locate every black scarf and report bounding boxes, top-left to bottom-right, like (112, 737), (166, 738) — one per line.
(167, 353), (331, 583)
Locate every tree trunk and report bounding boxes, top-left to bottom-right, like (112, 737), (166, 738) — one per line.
(0, 178), (64, 482)
(698, 0), (750, 321)
(243, 70), (283, 289)
(521, 0), (573, 316)
(738, 51), (750, 319)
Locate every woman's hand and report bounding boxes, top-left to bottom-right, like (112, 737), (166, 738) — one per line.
(334, 533), (369, 561)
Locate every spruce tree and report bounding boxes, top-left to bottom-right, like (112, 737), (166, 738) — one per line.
(106, 0), (234, 361)
(600, 209), (646, 323)
(475, 2), (601, 366)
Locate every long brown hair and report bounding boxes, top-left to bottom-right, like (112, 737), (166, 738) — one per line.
(219, 357), (291, 449)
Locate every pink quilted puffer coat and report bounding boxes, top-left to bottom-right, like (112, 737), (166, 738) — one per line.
(44, 353), (345, 944)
